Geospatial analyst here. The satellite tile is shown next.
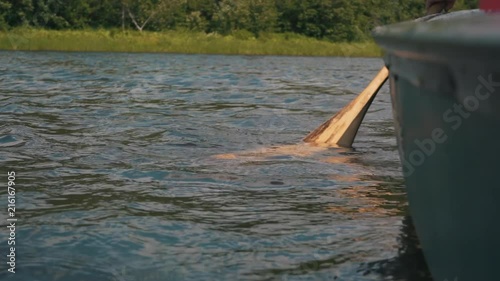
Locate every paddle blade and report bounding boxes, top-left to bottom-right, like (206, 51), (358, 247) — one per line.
(303, 66), (389, 147)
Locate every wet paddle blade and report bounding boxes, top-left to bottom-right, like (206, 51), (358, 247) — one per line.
(303, 66), (389, 147)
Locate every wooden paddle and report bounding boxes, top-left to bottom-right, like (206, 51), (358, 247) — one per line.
(303, 66), (389, 147)
(303, 12), (443, 148)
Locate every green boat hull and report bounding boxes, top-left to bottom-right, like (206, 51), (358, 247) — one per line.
(374, 10), (500, 281)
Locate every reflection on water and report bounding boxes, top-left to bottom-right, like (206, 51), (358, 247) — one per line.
(0, 51), (429, 280)
(359, 216), (433, 281)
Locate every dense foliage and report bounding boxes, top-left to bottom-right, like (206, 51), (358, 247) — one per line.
(0, 0), (478, 42)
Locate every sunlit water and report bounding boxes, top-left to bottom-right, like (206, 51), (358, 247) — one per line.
(0, 51), (431, 281)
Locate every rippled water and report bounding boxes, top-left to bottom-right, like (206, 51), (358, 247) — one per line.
(0, 51), (431, 281)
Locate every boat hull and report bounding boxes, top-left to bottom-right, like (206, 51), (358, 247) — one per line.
(374, 11), (500, 281)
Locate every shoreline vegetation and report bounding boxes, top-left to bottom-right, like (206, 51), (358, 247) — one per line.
(0, 0), (476, 56)
(0, 28), (382, 57)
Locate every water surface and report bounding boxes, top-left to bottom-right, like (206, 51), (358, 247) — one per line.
(0, 51), (430, 281)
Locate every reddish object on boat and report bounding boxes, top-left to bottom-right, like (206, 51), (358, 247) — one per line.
(481, 0), (500, 11)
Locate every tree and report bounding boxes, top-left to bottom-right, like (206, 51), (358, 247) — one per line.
(123, 0), (157, 31)
(184, 0), (215, 31)
(0, 0), (11, 28)
(242, 0), (277, 36)
(87, 0), (123, 29)
(151, 0), (187, 30)
(452, 0), (478, 11)
(123, 0), (185, 32)
(210, 0), (238, 34)
(5, 0), (33, 26)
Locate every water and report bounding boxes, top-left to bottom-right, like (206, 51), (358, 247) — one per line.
(0, 51), (431, 281)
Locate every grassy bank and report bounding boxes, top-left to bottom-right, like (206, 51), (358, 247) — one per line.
(0, 28), (382, 57)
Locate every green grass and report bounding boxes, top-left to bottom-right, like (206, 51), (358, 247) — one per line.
(0, 28), (382, 57)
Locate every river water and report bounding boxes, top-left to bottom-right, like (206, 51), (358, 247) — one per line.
(0, 51), (431, 281)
